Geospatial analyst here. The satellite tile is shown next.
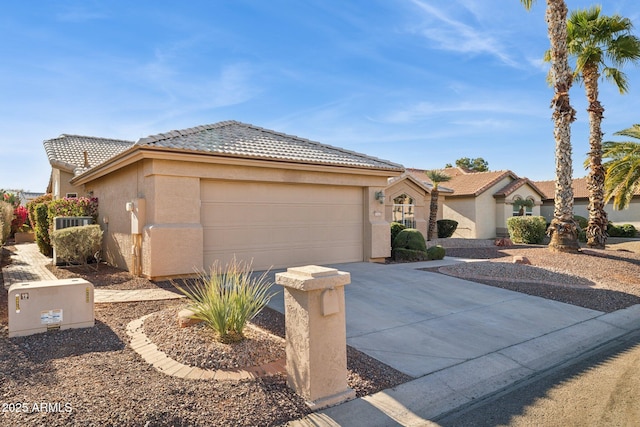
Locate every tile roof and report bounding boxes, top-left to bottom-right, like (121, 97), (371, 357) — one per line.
(43, 134), (133, 173)
(136, 120), (404, 171)
(406, 168), (515, 197)
(493, 178), (546, 198)
(534, 177), (640, 200)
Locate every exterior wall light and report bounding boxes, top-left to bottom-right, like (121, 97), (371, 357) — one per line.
(374, 191), (385, 204)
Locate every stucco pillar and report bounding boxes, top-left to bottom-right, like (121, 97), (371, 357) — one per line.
(365, 187), (390, 262)
(275, 265), (355, 410)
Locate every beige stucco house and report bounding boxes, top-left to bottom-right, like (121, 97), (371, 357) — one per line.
(60, 121), (403, 279)
(44, 135), (133, 199)
(406, 168), (546, 239)
(384, 172), (452, 239)
(535, 177), (640, 229)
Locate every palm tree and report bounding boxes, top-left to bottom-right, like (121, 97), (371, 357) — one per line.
(521, 0), (579, 252)
(603, 125), (640, 210)
(566, 6), (640, 248)
(425, 170), (451, 241)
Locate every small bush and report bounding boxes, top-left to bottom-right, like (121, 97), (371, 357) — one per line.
(620, 224), (637, 237)
(392, 248), (429, 262)
(34, 203), (53, 257)
(0, 201), (13, 244)
(173, 258), (275, 343)
(608, 222), (637, 238)
(392, 228), (427, 252)
(426, 245), (446, 260)
(390, 222), (406, 246)
(507, 216), (547, 244)
(574, 215), (588, 242)
(51, 224), (103, 266)
(437, 219), (458, 238)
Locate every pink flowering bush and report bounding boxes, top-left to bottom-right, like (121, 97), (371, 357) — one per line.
(11, 205), (29, 234)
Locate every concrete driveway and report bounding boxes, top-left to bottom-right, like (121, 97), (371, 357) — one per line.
(268, 260), (640, 425)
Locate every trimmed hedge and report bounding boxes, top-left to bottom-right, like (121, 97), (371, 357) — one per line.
(507, 216), (547, 244)
(392, 228), (427, 252)
(51, 224), (103, 266)
(34, 203), (53, 257)
(608, 222), (637, 238)
(437, 219), (458, 238)
(426, 245), (446, 260)
(0, 201), (13, 244)
(390, 222), (406, 246)
(392, 228), (427, 262)
(27, 196), (98, 257)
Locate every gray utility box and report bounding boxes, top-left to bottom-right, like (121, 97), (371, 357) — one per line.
(8, 278), (95, 338)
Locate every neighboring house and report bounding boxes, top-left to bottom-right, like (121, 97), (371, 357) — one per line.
(406, 168), (546, 239)
(63, 120), (403, 278)
(384, 171), (453, 239)
(534, 177), (640, 228)
(44, 134), (133, 199)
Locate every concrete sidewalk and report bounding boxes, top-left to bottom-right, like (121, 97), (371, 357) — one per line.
(268, 261), (640, 426)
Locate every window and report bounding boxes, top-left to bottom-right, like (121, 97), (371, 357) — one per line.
(513, 197), (533, 216)
(65, 193), (78, 199)
(393, 194), (416, 228)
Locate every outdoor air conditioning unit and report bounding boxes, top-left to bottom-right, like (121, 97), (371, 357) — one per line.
(8, 278), (95, 338)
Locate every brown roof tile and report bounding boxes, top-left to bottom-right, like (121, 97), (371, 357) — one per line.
(407, 168), (516, 197)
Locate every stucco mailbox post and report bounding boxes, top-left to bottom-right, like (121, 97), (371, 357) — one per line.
(275, 265), (356, 410)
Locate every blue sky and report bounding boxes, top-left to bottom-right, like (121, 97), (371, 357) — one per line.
(2, 0), (640, 192)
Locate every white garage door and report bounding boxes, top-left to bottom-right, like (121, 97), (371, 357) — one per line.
(201, 180), (364, 270)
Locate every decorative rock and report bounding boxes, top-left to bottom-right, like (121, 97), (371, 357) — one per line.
(177, 309), (201, 328)
(495, 238), (513, 247)
(513, 256), (531, 265)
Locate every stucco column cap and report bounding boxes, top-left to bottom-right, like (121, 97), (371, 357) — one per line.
(275, 265), (350, 291)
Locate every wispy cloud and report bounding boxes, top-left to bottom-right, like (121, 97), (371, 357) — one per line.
(407, 0), (519, 68)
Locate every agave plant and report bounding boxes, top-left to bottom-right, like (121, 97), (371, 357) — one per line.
(174, 257), (275, 343)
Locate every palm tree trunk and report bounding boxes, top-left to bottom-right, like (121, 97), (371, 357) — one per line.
(546, 0), (580, 252)
(427, 189), (439, 241)
(584, 64), (608, 249)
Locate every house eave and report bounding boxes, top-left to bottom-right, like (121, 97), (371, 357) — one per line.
(71, 145), (404, 185)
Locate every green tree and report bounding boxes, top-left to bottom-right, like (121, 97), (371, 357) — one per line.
(521, 0), (579, 252)
(565, 6), (640, 248)
(446, 157), (489, 172)
(602, 125), (640, 210)
(425, 170), (451, 241)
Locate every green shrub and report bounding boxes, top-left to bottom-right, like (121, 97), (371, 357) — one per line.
(574, 215), (588, 242)
(173, 258), (275, 343)
(34, 203), (53, 257)
(392, 248), (429, 262)
(48, 197), (99, 230)
(609, 222), (637, 238)
(392, 228), (427, 252)
(50, 224), (103, 266)
(0, 201), (13, 244)
(26, 194), (52, 232)
(390, 222), (406, 246)
(437, 219), (458, 238)
(620, 224), (637, 237)
(426, 245), (446, 260)
(507, 216), (547, 244)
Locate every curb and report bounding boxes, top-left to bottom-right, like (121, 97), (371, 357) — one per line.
(125, 314), (286, 381)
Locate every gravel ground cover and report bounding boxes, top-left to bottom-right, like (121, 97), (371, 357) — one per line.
(0, 245), (410, 426)
(2, 241), (640, 425)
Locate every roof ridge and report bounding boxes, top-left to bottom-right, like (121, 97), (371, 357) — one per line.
(52, 134), (134, 144)
(136, 120), (404, 169)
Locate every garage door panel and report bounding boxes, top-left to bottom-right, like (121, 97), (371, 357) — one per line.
(201, 181), (363, 270)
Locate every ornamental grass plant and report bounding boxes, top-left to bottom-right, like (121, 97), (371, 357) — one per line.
(173, 257), (275, 343)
